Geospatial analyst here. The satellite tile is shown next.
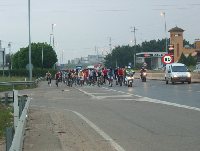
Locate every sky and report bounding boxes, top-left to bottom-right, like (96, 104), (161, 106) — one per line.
(0, 0), (200, 64)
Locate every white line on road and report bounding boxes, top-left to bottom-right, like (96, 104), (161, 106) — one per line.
(76, 88), (96, 98)
(102, 88), (200, 112)
(65, 109), (126, 151)
(30, 105), (126, 150)
(139, 97), (200, 112)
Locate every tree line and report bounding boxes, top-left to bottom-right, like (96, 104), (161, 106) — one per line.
(4, 39), (197, 72)
(104, 39), (197, 68)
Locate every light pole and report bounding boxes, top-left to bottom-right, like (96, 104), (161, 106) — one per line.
(8, 42), (12, 70)
(1, 49), (5, 77)
(161, 12), (168, 53)
(51, 24), (56, 51)
(130, 26), (137, 68)
(28, 0), (32, 81)
(50, 34), (53, 46)
(42, 46), (44, 69)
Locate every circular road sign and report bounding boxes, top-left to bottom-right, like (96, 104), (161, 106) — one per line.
(162, 54), (173, 64)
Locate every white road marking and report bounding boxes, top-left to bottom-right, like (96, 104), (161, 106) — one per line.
(102, 87), (200, 112)
(138, 97), (200, 112)
(30, 105), (126, 150)
(76, 88), (96, 98)
(134, 95), (142, 98)
(65, 109), (126, 151)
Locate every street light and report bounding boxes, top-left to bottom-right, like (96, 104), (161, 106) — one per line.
(28, 0), (32, 81)
(160, 12), (168, 53)
(0, 49), (5, 77)
(51, 23), (56, 51)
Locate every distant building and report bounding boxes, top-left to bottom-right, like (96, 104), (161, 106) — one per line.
(0, 40), (6, 69)
(136, 52), (166, 69)
(69, 54), (105, 66)
(168, 26), (200, 62)
(136, 26), (200, 69)
(88, 54), (104, 64)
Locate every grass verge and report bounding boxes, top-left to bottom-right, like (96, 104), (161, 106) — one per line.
(0, 103), (13, 139)
(0, 76), (37, 92)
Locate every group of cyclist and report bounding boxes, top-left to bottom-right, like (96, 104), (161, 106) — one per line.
(45, 66), (146, 87)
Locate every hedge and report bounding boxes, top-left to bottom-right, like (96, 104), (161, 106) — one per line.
(0, 68), (57, 79)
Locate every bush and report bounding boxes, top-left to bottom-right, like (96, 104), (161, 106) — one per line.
(0, 104), (13, 138)
(0, 68), (57, 79)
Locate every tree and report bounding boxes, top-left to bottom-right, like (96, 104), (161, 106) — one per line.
(12, 43), (57, 69)
(104, 39), (168, 67)
(178, 53), (196, 66)
(187, 54), (196, 66)
(178, 53), (188, 65)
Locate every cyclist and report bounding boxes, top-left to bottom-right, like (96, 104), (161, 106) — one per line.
(46, 71), (52, 86)
(108, 67), (114, 87)
(55, 71), (61, 87)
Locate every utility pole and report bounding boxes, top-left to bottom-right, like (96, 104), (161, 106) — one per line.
(109, 37), (112, 53)
(8, 42), (12, 70)
(0, 40), (5, 77)
(42, 46), (43, 69)
(50, 34), (52, 46)
(28, 0), (32, 81)
(109, 37), (113, 67)
(131, 26), (138, 67)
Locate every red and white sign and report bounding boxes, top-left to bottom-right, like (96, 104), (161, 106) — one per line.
(168, 45), (174, 51)
(162, 54), (173, 64)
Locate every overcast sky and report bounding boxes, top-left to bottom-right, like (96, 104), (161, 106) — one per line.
(0, 0), (200, 63)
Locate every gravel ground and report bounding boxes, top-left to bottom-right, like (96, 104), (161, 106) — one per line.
(0, 140), (5, 151)
(23, 108), (115, 151)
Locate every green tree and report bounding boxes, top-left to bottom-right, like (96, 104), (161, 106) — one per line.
(104, 39), (168, 67)
(12, 43), (57, 69)
(178, 53), (188, 65)
(187, 53), (196, 66)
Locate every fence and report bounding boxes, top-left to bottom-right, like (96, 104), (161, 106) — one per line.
(3, 90), (30, 151)
(0, 78), (43, 151)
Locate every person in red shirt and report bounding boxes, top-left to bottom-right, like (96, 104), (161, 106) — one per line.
(55, 71), (61, 87)
(117, 67), (124, 86)
(102, 68), (108, 84)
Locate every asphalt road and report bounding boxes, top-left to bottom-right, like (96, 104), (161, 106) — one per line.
(23, 80), (200, 151)
(114, 79), (200, 108)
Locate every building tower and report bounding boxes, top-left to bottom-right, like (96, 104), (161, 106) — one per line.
(168, 26), (185, 62)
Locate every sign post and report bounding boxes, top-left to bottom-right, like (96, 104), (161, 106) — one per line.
(162, 54), (173, 64)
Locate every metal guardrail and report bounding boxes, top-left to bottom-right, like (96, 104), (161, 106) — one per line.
(0, 77), (44, 88)
(0, 81), (35, 86)
(9, 97), (30, 151)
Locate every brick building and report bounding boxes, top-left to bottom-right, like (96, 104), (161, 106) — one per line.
(168, 26), (200, 63)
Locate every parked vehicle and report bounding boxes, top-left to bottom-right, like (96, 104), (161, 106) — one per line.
(165, 63), (191, 84)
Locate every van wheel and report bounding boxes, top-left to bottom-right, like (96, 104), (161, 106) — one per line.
(172, 81), (175, 85)
(166, 80), (168, 84)
(188, 81), (191, 84)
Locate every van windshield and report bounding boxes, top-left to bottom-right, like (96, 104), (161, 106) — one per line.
(172, 66), (187, 72)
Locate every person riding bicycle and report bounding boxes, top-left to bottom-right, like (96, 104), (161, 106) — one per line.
(55, 71), (61, 87)
(117, 67), (124, 85)
(46, 71), (52, 86)
(108, 67), (114, 87)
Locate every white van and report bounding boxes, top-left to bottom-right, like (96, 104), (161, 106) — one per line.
(165, 63), (191, 84)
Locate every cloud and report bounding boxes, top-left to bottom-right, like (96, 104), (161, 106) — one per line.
(97, 9), (128, 12)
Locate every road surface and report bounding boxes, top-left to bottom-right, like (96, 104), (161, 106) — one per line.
(23, 80), (200, 151)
